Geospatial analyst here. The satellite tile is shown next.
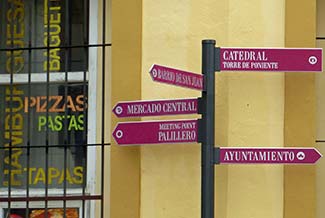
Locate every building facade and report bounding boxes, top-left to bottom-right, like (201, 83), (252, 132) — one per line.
(112, 0), (324, 218)
(0, 0), (324, 218)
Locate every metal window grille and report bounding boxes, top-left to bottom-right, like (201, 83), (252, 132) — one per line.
(0, 0), (110, 217)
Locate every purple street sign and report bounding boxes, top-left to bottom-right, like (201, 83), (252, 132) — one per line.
(149, 64), (203, 90)
(113, 98), (198, 118)
(219, 147), (322, 164)
(220, 48), (323, 72)
(112, 119), (198, 145)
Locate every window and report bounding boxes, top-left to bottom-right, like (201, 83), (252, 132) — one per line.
(0, 83), (87, 189)
(0, 0), (109, 217)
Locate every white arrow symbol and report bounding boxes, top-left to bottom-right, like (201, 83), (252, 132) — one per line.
(296, 151), (306, 161)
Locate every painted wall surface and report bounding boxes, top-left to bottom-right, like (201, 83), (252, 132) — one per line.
(111, 0), (142, 218)
(111, 1), (320, 218)
(284, 0), (317, 218)
(141, 1), (284, 218)
(317, 0), (325, 37)
(316, 1), (325, 218)
(316, 39), (325, 218)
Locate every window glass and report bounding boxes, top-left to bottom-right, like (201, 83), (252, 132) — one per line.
(0, 0), (88, 73)
(3, 208), (79, 218)
(0, 83), (87, 189)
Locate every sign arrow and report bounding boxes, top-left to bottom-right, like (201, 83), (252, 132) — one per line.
(112, 119), (198, 145)
(215, 147), (322, 164)
(149, 64), (203, 90)
(112, 98), (198, 118)
(220, 48), (323, 72)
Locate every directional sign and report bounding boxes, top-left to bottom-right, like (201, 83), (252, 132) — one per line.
(113, 98), (198, 118)
(220, 48), (323, 72)
(149, 64), (203, 90)
(112, 119), (198, 145)
(217, 147), (322, 164)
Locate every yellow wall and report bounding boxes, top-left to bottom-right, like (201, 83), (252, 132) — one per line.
(224, 1), (285, 218)
(284, 1), (317, 218)
(111, 0), (142, 218)
(317, 0), (325, 37)
(316, 0), (325, 218)
(316, 38), (325, 218)
(141, 1), (284, 218)
(111, 1), (319, 218)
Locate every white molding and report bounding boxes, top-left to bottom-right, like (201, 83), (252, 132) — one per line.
(0, 72), (88, 84)
(0, 188), (86, 196)
(0, 189), (87, 217)
(87, 0), (99, 217)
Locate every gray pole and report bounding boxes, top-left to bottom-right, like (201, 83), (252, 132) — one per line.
(201, 39), (216, 218)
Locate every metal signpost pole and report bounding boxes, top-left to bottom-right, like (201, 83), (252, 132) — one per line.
(200, 39), (217, 218)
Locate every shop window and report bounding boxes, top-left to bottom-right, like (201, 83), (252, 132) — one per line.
(0, 0), (88, 74)
(0, 83), (87, 190)
(0, 0), (109, 217)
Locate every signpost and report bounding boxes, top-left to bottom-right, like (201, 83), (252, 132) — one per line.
(112, 39), (324, 218)
(215, 147), (322, 164)
(220, 48), (323, 72)
(199, 43), (322, 218)
(200, 40), (217, 218)
(149, 64), (204, 90)
(112, 98), (198, 117)
(112, 119), (198, 145)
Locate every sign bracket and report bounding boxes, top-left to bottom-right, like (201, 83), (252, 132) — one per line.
(214, 47), (221, 72)
(214, 147), (220, 164)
